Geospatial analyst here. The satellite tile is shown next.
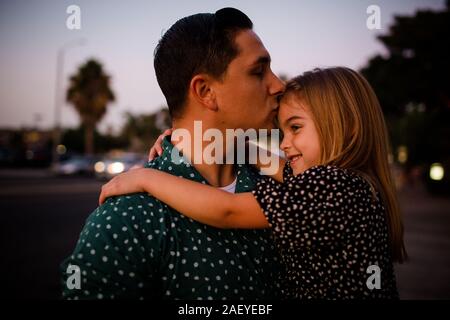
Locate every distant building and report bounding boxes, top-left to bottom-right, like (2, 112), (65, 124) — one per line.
(0, 128), (52, 167)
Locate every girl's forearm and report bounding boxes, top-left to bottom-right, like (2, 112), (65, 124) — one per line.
(139, 169), (269, 229)
(140, 169), (236, 228)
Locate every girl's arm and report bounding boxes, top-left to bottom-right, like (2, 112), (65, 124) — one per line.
(99, 168), (269, 229)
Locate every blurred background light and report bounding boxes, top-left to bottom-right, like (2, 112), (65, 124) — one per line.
(430, 163), (444, 181)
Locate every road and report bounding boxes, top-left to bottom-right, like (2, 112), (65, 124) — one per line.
(395, 181), (450, 299)
(0, 169), (102, 300)
(0, 168), (449, 299)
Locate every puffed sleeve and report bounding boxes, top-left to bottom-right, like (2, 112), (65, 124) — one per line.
(251, 161), (291, 228)
(253, 165), (362, 249)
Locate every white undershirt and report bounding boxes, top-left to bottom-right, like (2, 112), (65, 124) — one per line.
(219, 178), (237, 194)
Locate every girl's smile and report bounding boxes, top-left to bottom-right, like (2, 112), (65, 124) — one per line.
(278, 94), (321, 175)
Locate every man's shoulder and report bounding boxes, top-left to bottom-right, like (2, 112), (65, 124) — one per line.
(234, 164), (263, 193)
(103, 192), (162, 209)
(71, 192), (172, 265)
(88, 192), (170, 229)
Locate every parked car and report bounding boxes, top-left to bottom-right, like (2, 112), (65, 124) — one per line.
(51, 154), (99, 176)
(94, 152), (147, 180)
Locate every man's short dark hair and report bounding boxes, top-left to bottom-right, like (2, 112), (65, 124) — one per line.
(154, 8), (253, 118)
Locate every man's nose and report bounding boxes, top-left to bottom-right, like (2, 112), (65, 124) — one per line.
(268, 71), (285, 97)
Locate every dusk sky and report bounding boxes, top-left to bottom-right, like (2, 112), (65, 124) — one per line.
(0, 0), (445, 134)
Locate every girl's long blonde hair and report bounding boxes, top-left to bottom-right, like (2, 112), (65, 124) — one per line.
(284, 67), (407, 263)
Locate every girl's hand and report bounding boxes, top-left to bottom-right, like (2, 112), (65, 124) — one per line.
(148, 128), (173, 161)
(99, 167), (147, 205)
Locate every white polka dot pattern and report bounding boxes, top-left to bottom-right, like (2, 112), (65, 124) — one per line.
(61, 137), (282, 300)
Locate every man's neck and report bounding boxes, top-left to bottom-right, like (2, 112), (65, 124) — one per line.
(171, 119), (236, 188)
(191, 161), (236, 188)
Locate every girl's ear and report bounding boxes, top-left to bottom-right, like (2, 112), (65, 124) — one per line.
(189, 74), (218, 112)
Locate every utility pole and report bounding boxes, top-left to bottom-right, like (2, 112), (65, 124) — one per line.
(52, 38), (86, 165)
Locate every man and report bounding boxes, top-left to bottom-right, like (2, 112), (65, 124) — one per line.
(61, 7), (285, 300)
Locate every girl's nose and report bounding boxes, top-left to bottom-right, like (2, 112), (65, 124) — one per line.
(280, 135), (290, 152)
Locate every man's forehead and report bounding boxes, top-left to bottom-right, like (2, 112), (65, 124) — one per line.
(233, 30), (270, 64)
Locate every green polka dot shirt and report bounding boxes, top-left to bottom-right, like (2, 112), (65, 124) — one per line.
(60, 137), (282, 300)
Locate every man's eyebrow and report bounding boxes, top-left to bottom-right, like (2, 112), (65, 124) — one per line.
(249, 55), (271, 67)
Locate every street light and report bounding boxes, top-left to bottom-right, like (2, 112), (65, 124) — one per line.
(52, 38), (86, 164)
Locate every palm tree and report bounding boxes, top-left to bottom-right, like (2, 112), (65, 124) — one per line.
(121, 108), (171, 152)
(66, 59), (115, 155)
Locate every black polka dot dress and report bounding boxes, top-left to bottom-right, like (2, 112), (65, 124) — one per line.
(252, 163), (399, 299)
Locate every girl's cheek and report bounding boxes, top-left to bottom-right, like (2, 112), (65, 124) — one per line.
(313, 150), (321, 165)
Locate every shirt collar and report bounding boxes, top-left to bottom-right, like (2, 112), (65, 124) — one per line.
(145, 136), (260, 193)
(145, 136), (259, 192)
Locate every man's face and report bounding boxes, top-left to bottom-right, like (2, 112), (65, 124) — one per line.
(212, 30), (285, 131)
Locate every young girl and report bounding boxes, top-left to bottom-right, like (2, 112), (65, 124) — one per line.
(99, 67), (406, 299)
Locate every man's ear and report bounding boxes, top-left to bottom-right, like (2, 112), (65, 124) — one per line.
(189, 74), (218, 111)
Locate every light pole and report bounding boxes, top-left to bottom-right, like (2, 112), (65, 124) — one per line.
(52, 38), (86, 164)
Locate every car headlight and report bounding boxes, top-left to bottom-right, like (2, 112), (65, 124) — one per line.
(107, 162), (125, 174)
(429, 163), (444, 181)
(95, 161), (105, 173)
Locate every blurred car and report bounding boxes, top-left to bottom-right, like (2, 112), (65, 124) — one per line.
(94, 152), (147, 180)
(0, 146), (12, 166)
(51, 154), (99, 176)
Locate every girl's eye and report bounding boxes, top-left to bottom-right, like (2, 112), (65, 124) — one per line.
(291, 125), (302, 132)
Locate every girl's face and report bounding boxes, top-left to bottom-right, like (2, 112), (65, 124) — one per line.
(278, 94), (321, 175)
